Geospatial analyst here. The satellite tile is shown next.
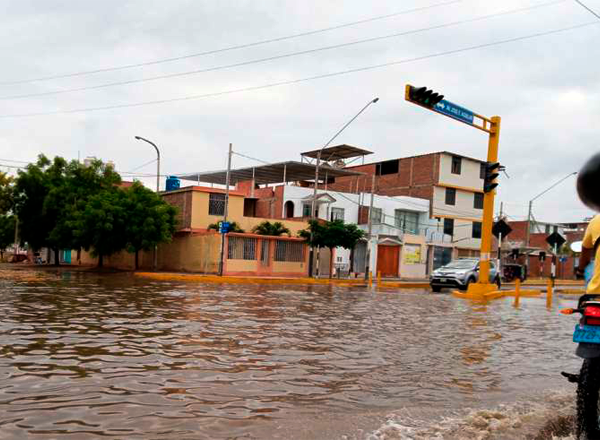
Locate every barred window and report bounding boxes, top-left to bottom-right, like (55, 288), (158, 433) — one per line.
(209, 193), (226, 216)
(274, 240), (305, 262)
(228, 236), (257, 260)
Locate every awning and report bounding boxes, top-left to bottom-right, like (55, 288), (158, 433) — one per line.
(178, 161), (363, 186)
(301, 144), (373, 162)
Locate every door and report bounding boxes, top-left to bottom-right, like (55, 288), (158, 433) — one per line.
(377, 245), (400, 277)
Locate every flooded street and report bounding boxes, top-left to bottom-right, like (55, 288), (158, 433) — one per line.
(0, 269), (584, 439)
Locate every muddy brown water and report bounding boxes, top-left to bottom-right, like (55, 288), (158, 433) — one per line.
(0, 269), (585, 439)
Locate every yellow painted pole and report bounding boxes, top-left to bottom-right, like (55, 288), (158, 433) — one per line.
(514, 278), (521, 308)
(479, 116), (501, 285)
(369, 271), (373, 288)
(546, 278), (553, 308)
(377, 271), (382, 287)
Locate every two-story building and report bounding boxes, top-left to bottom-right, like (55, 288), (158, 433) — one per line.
(324, 150), (488, 258)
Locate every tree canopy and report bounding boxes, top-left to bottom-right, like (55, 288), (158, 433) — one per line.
(13, 155), (177, 267)
(299, 220), (365, 278)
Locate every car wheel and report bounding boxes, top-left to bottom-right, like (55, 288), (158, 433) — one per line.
(431, 285), (442, 293)
(462, 277), (475, 291)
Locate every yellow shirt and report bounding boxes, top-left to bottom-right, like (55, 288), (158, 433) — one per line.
(583, 215), (600, 293)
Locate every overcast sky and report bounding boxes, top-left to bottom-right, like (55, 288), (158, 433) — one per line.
(1, 0), (598, 223)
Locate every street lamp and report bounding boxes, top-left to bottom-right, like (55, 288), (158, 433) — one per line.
(525, 171), (577, 268)
(309, 97), (379, 277)
(134, 136), (161, 271)
(134, 136), (161, 193)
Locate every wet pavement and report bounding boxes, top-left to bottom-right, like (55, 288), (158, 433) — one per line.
(0, 268), (584, 439)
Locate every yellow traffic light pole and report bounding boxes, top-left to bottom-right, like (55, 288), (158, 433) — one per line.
(405, 84), (504, 300)
(468, 116), (502, 298)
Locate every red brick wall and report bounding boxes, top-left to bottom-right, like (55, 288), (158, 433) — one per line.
(325, 153), (438, 202)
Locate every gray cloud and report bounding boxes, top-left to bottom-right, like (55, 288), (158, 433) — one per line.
(0, 0), (598, 223)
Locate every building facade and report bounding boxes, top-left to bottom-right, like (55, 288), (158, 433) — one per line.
(325, 151), (487, 257)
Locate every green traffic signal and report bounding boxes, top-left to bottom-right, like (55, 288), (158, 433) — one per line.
(407, 85), (444, 109)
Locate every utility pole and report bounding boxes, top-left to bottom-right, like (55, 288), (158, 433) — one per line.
(218, 143), (233, 276)
(525, 200), (533, 273)
(364, 173), (376, 281)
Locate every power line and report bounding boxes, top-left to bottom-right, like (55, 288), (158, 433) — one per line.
(1, 20), (596, 119)
(574, 0), (600, 20)
(0, 0), (463, 86)
(127, 158), (157, 172)
(232, 151), (270, 165)
(0, 1), (565, 101)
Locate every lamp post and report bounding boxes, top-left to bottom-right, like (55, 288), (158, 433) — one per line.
(309, 97), (379, 277)
(525, 171), (577, 271)
(134, 136), (161, 271)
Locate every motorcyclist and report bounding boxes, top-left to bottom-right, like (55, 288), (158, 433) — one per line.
(576, 152), (600, 293)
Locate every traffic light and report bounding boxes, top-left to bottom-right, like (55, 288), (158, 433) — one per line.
(405, 85), (444, 109)
(483, 161), (500, 193)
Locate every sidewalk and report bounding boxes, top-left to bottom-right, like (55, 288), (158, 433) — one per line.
(135, 272), (431, 288)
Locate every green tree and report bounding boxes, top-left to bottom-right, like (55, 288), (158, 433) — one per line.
(0, 172), (14, 215)
(0, 215), (15, 261)
(70, 187), (127, 268)
(299, 220), (365, 278)
(207, 222), (245, 233)
(122, 182), (177, 270)
(14, 155), (122, 265)
(252, 221), (291, 237)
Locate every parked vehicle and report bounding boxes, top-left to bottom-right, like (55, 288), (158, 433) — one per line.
(430, 258), (501, 292)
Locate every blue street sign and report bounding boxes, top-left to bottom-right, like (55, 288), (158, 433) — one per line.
(219, 221), (231, 234)
(434, 100), (474, 125)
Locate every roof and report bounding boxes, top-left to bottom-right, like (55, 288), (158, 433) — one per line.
(300, 144), (373, 161)
(177, 161), (363, 186)
(346, 151), (486, 170)
(162, 186), (245, 197)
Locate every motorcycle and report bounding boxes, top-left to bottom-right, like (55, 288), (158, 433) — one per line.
(562, 260), (597, 439)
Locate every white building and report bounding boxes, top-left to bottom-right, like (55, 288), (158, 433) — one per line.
(281, 185), (451, 279)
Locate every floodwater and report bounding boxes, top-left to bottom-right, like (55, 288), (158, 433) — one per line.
(0, 268), (585, 439)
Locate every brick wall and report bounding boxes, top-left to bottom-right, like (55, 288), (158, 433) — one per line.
(162, 191), (192, 230)
(326, 153), (439, 201)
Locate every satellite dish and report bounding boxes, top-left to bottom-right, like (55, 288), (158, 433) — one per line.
(571, 241), (583, 253)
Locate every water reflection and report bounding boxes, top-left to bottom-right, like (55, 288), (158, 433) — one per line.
(0, 270), (581, 439)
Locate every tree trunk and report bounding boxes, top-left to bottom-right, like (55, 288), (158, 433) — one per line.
(328, 247), (334, 279)
(54, 248), (60, 266)
(98, 253), (104, 268)
(135, 250), (139, 270)
(349, 247), (355, 277)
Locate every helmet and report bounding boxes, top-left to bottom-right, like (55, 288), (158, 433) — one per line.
(577, 152), (600, 211)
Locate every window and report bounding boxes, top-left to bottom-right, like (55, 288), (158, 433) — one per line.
(331, 207), (345, 222)
(302, 204), (311, 217)
(451, 156), (462, 174)
(209, 193), (226, 216)
(480, 163), (486, 179)
(474, 193), (484, 209)
(378, 159), (399, 175)
(472, 221), (482, 239)
(445, 188), (456, 206)
(394, 209), (419, 234)
(371, 207), (383, 224)
(275, 240), (305, 262)
(228, 236), (257, 260)
(443, 218), (454, 236)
